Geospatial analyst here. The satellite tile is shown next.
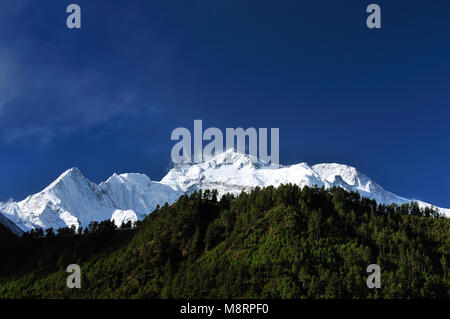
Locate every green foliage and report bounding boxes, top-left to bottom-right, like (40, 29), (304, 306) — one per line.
(0, 185), (449, 299)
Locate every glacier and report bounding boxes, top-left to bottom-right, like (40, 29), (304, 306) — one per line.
(0, 150), (448, 233)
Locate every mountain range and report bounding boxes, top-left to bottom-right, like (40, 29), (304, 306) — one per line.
(1, 150), (448, 235)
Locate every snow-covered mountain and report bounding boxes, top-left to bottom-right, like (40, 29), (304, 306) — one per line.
(0, 168), (181, 232)
(162, 150), (450, 216)
(1, 150), (448, 233)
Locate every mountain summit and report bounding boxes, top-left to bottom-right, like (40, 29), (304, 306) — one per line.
(1, 151), (448, 233)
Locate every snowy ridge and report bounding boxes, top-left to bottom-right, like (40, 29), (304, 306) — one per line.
(0, 168), (181, 232)
(163, 150), (449, 216)
(0, 150), (448, 233)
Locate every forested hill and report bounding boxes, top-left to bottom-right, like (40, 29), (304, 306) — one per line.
(0, 185), (449, 298)
(0, 221), (16, 243)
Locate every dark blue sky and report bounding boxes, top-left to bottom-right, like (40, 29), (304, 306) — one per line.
(1, 0), (449, 207)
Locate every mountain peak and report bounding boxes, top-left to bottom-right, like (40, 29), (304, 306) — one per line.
(59, 167), (83, 179)
(203, 149), (274, 169)
(103, 172), (152, 187)
(45, 167), (86, 190)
